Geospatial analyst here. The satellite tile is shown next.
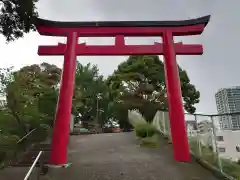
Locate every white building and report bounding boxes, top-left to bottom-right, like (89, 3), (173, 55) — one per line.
(214, 130), (240, 162)
(196, 129), (240, 162)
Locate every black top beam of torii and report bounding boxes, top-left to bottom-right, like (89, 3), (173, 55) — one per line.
(35, 15), (210, 28)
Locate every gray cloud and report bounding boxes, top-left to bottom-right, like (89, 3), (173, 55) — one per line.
(1, 0), (239, 115)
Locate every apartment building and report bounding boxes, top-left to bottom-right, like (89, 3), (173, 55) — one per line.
(215, 87), (240, 129)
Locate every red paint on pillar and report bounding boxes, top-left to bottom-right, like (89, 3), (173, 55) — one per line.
(162, 31), (190, 162)
(49, 32), (78, 165)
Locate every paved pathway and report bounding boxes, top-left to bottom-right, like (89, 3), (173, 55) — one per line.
(51, 132), (218, 180)
(1, 132), (219, 180)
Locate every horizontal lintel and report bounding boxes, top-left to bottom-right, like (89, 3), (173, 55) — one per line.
(38, 42), (203, 56)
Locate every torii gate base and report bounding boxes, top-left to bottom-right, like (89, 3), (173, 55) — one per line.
(35, 15), (210, 165)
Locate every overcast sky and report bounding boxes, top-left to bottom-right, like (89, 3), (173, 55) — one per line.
(0, 0), (239, 114)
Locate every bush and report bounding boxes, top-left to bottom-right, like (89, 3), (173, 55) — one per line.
(135, 123), (156, 138)
(0, 151), (6, 163)
(0, 134), (20, 163)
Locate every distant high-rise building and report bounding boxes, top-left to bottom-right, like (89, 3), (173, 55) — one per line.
(215, 87), (240, 129)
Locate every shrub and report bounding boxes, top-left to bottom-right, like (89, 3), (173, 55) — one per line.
(128, 110), (157, 138)
(141, 135), (160, 148)
(135, 123), (156, 138)
(0, 151), (6, 163)
(0, 134), (20, 163)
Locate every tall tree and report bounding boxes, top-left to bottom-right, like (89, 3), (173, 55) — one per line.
(0, 63), (61, 135)
(74, 62), (107, 125)
(0, 0), (39, 42)
(0, 62), (61, 163)
(73, 61), (120, 127)
(106, 55), (200, 125)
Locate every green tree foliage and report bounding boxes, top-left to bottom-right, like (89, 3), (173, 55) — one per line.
(106, 55), (200, 127)
(0, 0), (39, 42)
(0, 63), (61, 136)
(74, 62), (110, 127)
(0, 63), (61, 163)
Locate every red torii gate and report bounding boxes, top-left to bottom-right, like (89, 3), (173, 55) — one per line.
(35, 15), (210, 166)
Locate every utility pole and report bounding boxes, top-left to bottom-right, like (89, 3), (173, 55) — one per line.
(96, 93), (102, 123)
(96, 96), (99, 123)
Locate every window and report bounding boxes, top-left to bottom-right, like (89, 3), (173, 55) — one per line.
(217, 136), (224, 141)
(218, 147), (226, 152)
(236, 146), (240, 152)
